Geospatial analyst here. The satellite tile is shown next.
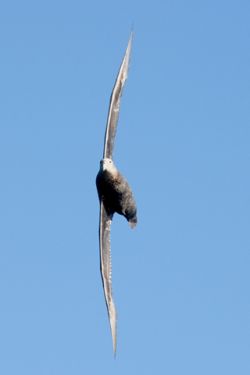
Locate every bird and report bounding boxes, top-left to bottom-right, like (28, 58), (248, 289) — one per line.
(96, 33), (137, 355)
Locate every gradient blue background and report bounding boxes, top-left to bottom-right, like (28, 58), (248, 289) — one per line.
(0, 0), (249, 373)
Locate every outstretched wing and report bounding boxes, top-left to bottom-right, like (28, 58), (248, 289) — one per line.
(99, 201), (117, 354)
(103, 33), (133, 159)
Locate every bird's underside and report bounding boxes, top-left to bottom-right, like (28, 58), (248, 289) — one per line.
(96, 162), (137, 227)
(96, 33), (136, 355)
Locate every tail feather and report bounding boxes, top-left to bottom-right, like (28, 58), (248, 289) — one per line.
(128, 217), (137, 228)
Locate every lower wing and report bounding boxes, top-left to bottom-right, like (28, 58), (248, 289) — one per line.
(99, 201), (117, 355)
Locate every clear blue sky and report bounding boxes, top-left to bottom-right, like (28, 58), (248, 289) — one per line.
(0, 0), (249, 373)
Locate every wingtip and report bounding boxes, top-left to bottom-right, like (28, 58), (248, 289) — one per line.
(127, 32), (133, 57)
(111, 323), (117, 357)
(123, 31), (133, 70)
(108, 298), (117, 357)
(129, 30), (134, 45)
(111, 316), (117, 356)
(112, 338), (117, 358)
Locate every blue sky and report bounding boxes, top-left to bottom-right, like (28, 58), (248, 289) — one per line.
(0, 0), (249, 373)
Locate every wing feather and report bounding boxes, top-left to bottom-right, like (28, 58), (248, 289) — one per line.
(103, 33), (133, 159)
(99, 201), (117, 354)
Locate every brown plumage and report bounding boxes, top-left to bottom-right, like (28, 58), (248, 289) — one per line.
(96, 158), (137, 227)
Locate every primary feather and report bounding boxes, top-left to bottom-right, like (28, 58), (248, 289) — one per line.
(103, 34), (133, 159)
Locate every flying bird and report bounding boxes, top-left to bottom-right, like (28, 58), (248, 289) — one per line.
(96, 33), (137, 355)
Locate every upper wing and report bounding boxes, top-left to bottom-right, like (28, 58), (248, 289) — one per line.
(99, 200), (117, 355)
(103, 33), (133, 159)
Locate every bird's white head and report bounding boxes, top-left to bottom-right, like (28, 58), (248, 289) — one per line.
(100, 158), (118, 174)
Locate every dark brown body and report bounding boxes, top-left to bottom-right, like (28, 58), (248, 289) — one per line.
(96, 168), (137, 227)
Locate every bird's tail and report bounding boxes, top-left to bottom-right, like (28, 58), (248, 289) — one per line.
(129, 217), (137, 228)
